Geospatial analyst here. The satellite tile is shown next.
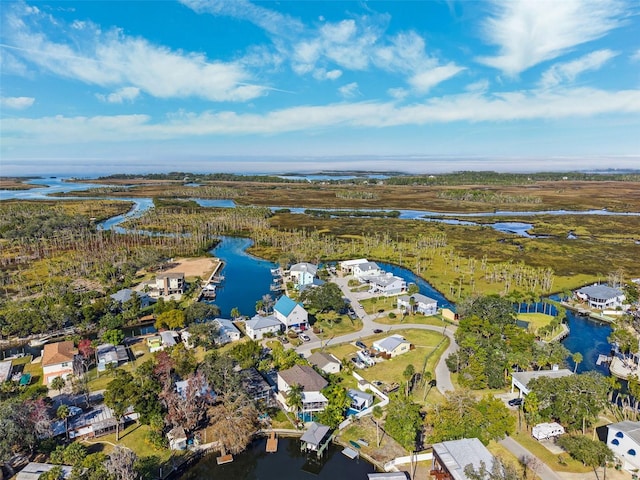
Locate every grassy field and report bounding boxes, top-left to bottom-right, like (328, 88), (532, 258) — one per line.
(314, 315), (363, 339)
(517, 312), (554, 331)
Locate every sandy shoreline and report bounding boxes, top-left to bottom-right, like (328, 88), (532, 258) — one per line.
(162, 256), (221, 280)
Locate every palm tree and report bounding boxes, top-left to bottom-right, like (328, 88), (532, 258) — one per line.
(572, 352), (583, 373)
(372, 405), (383, 447)
(287, 384), (304, 423)
(403, 364), (415, 397)
(57, 404), (70, 441)
(230, 307), (240, 320)
(50, 376), (66, 396)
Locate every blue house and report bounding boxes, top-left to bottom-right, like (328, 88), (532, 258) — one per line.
(273, 295), (309, 331)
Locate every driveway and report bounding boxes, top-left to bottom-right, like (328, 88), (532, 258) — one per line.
(499, 437), (563, 480)
(296, 273), (458, 394)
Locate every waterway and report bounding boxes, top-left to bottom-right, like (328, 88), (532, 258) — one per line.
(181, 437), (375, 479)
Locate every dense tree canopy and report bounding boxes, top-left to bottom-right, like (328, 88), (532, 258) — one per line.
(300, 282), (347, 312)
(384, 395), (422, 450)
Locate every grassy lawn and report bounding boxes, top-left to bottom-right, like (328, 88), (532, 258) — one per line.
(375, 313), (449, 328)
(486, 440), (528, 477)
(360, 296), (398, 314)
(517, 312), (554, 331)
(22, 357), (43, 384)
(314, 315), (363, 339)
(511, 429), (592, 474)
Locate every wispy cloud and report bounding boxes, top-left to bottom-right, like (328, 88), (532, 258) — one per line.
(338, 82), (359, 98)
(477, 0), (627, 76)
(1, 2), (267, 102)
(96, 86), (141, 103)
(0, 96), (35, 110)
(3, 87), (639, 145)
(631, 49), (640, 62)
(409, 64), (465, 93)
(539, 49), (618, 88)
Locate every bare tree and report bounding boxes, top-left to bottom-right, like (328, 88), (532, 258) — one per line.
(106, 446), (138, 480)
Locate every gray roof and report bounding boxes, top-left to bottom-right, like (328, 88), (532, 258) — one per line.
(348, 388), (374, 403)
(0, 360), (11, 382)
(279, 364), (328, 392)
(374, 334), (409, 352)
(300, 422), (331, 446)
(369, 274), (404, 287)
(213, 318), (241, 335)
(368, 474), (409, 480)
(17, 463), (73, 480)
(357, 261), (379, 272)
(160, 331), (178, 347)
(110, 288), (150, 304)
(432, 438), (495, 480)
(512, 369), (573, 388)
(308, 352), (340, 369)
(609, 420), (640, 444)
(290, 262), (318, 275)
(398, 293), (437, 305)
(577, 284), (623, 300)
(246, 314), (281, 330)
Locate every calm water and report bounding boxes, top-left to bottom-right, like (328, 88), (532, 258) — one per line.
(208, 237), (276, 318)
(562, 310), (612, 375)
(181, 437), (375, 479)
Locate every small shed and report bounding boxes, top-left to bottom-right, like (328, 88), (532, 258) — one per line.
(168, 426), (188, 450)
(300, 422), (332, 458)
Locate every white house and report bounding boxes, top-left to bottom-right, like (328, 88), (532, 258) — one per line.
(96, 343), (128, 372)
(510, 368), (573, 397)
(367, 273), (406, 295)
(607, 420), (640, 471)
(277, 364), (328, 417)
(17, 463), (73, 480)
(289, 262), (318, 288)
(576, 284), (625, 309)
(372, 335), (411, 358)
(397, 294), (438, 315)
(273, 295), (309, 330)
(339, 258), (370, 274)
(353, 261), (383, 280)
(245, 315), (282, 340)
(308, 352), (342, 374)
(347, 389), (374, 411)
(167, 426), (188, 451)
(212, 318), (242, 345)
(42, 341), (76, 385)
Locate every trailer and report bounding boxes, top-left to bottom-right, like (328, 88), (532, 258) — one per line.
(532, 422), (565, 440)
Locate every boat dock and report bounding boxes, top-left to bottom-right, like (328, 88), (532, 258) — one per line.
(216, 454), (233, 465)
(266, 431), (278, 452)
(596, 354), (612, 366)
(197, 261), (224, 301)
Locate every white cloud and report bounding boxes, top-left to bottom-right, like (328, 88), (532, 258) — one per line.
(0, 50), (30, 76)
(540, 49), (618, 88)
(338, 82), (359, 98)
(0, 96), (35, 110)
(96, 86), (141, 103)
(2, 3), (266, 102)
(179, 0), (303, 37)
(388, 87), (408, 101)
(477, 0), (627, 76)
(631, 49), (640, 62)
(465, 79), (490, 93)
(312, 68), (342, 81)
(409, 64), (465, 93)
(3, 87), (639, 145)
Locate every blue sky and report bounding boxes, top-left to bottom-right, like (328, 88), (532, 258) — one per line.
(1, 0), (639, 176)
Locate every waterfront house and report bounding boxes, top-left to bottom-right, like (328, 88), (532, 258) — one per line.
(42, 341), (76, 385)
(353, 261), (383, 280)
(240, 367), (274, 403)
(245, 315), (282, 340)
(160, 330), (180, 348)
(289, 262), (318, 288)
(308, 352), (342, 374)
(575, 284), (625, 310)
(510, 368), (573, 396)
(607, 420), (640, 471)
(367, 273), (407, 295)
(372, 335), (411, 358)
(110, 288), (154, 309)
(154, 272), (186, 296)
(96, 343), (128, 372)
(397, 294), (438, 315)
(431, 438), (496, 480)
(339, 258), (370, 274)
(63, 403), (138, 439)
(167, 426), (188, 450)
(212, 318), (242, 345)
(273, 295), (309, 331)
(277, 365), (328, 417)
(300, 422), (332, 456)
(347, 389), (374, 411)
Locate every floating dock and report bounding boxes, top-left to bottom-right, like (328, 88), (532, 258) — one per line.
(266, 431), (278, 452)
(341, 447), (359, 459)
(216, 454), (233, 465)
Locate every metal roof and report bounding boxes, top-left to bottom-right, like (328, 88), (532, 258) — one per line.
(432, 438), (495, 480)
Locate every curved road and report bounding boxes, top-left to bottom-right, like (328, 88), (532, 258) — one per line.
(295, 274), (458, 394)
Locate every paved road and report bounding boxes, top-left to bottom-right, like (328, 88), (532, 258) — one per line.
(499, 437), (563, 480)
(295, 273), (457, 394)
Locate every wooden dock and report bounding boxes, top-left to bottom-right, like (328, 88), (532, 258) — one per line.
(216, 454), (233, 465)
(266, 431), (278, 452)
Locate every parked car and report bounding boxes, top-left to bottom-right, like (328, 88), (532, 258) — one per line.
(373, 329), (383, 334)
(299, 333), (311, 342)
(350, 357), (366, 369)
(508, 398), (523, 407)
(279, 336), (289, 344)
(355, 340), (367, 349)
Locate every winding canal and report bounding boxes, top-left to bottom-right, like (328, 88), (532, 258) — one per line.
(0, 177), (622, 371)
